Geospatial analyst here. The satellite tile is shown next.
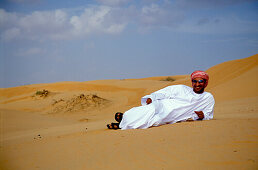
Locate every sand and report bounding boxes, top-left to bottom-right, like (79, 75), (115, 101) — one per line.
(0, 54), (257, 170)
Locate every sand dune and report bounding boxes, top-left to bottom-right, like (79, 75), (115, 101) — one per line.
(0, 54), (258, 170)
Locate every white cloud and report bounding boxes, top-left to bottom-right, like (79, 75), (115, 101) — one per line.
(2, 27), (20, 41)
(0, 0), (257, 42)
(70, 6), (127, 36)
(0, 6), (128, 42)
(177, 15), (258, 35)
(8, 0), (40, 3)
(138, 3), (184, 30)
(176, 0), (257, 9)
(95, 0), (129, 6)
(18, 9), (70, 40)
(106, 23), (126, 33)
(0, 9), (18, 29)
(15, 47), (45, 57)
(140, 4), (167, 26)
(25, 47), (44, 55)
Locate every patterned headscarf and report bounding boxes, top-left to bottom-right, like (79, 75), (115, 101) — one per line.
(191, 70), (209, 87)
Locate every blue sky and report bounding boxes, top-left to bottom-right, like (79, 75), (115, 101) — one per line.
(0, 0), (257, 88)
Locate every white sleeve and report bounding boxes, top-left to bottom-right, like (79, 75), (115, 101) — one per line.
(202, 95), (215, 120)
(141, 86), (177, 105)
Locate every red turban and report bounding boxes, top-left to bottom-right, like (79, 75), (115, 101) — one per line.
(191, 70), (209, 87)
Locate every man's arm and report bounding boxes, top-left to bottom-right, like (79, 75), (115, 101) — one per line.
(194, 95), (215, 120)
(194, 111), (204, 120)
(141, 85), (177, 105)
(146, 98), (152, 105)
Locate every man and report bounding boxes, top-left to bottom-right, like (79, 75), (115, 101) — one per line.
(107, 70), (215, 130)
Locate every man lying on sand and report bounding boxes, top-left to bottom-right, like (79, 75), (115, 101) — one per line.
(107, 70), (215, 130)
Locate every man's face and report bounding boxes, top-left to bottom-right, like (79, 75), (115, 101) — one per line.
(192, 77), (206, 94)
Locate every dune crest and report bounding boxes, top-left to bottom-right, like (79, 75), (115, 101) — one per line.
(206, 54), (258, 101)
(206, 54), (258, 88)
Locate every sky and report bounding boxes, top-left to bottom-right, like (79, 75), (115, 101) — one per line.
(0, 0), (257, 88)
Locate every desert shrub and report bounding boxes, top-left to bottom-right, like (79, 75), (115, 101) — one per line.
(161, 77), (176, 82)
(35, 89), (49, 97)
(51, 93), (109, 113)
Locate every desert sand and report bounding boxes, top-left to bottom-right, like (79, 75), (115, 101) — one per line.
(0, 54), (257, 170)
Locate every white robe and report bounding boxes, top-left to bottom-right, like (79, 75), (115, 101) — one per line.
(119, 85), (215, 130)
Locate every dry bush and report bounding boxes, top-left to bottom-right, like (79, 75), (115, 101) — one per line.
(160, 77), (176, 82)
(51, 94), (109, 113)
(35, 89), (49, 97)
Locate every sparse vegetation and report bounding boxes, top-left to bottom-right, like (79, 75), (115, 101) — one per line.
(160, 77), (176, 82)
(35, 89), (49, 97)
(51, 93), (110, 113)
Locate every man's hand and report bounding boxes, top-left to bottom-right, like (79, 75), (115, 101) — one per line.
(194, 111), (204, 120)
(146, 98), (152, 105)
